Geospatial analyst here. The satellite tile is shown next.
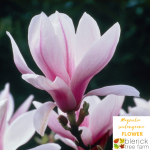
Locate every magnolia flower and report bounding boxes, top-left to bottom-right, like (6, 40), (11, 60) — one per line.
(0, 99), (35, 150)
(0, 83), (34, 124)
(7, 11), (139, 113)
(28, 143), (61, 150)
(120, 97), (150, 116)
(33, 94), (124, 149)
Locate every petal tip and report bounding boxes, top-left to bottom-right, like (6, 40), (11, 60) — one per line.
(6, 31), (10, 35)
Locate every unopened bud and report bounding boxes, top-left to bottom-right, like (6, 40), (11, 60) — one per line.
(77, 108), (86, 126)
(83, 101), (89, 116)
(58, 115), (68, 126)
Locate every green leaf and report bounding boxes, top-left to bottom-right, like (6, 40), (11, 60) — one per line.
(114, 144), (119, 149)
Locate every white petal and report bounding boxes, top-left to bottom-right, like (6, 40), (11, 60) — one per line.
(28, 143), (61, 150)
(79, 126), (93, 145)
(120, 109), (129, 116)
(75, 12), (100, 65)
(55, 134), (78, 150)
(33, 102), (56, 136)
(0, 100), (8, 147)
(128, 107), (150, 116)
(133, 97), (149, 109)
(33, 101), (42, 109)
(7, 94), (14, 122)
(9, 95), (34, 123)
(81, 96), (100, 114)
(3, 110), (36, 150)
(85, 85), (140, 97)
(0, 83), (14, 121)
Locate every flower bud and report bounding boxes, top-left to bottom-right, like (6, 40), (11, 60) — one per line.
(58, 115), (68, 126)
(83, 101), (89, 116)
(77, 108), (86, 126)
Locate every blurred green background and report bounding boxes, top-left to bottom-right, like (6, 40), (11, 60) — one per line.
(0, 0), (149, 149)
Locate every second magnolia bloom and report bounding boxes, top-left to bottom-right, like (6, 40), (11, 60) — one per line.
(33, 94), (124, 149)
(7, 11), (139, 112)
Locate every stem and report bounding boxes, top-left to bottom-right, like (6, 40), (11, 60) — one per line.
(67, 111), (76, 126)
(67, 111), (89, 150)
(70, 126), (89, 150)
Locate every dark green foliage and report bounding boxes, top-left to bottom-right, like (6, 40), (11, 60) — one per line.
(0, 0), (149, 149)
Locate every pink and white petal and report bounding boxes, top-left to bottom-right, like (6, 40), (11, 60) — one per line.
(7, 93), (14, 122)
(48, 110), (75, 140)
(133, 97), (148, 109)
(71, 23), (121, 105)
(57, 108), (67, 117)
(128, 107), (150, 116)
(33, 101), (72, 139)
(9, 95), (34, 124)
(6, 32), (34, 74)
(85, 85), (140, 98)
(120, 109), (130, 116)
(0, 83), (14, 121)
(81, 96), (100, 114)
(79, 126), (93, 145)
(0, 83), (9, 100)
(28, 143), (61, 150)
(28, 12), (69, 84)
(33, 101), (42, 109)
(22, 74), (77, 112)
(89, 95), (124, 143)
(148, 101), (150, 110)
(33, 102), (56, 136)
(3, 110), (36, 150)
(77, 96), (100, 127)
(49, 11), (75, 78)
(75, 12), (100, 65)
(55, 134), (78, 150)
(0, 100), (8, 149)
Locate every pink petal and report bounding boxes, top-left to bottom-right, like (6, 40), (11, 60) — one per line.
(85, 85), (140, 97)
(77, 96), (100, 127)
(9, 95), (34, 124)
(48, 110), (75, 140)
(33, 101), (74, 140)
(6, 32), (34, 74)
(0, 83), (9, 100)
(33, 101), (42, 109)
(133, 97), (148, 108)
(28, 12), (69, 84)
(3, 110), (36, 150)
(89, 95), (124, 143)
(75, 12), (100, 65)
(81, 96), (100, 115)
(79, 126), (93, 145)
(0, 100), (8, 149)
(0, 83), (14, 121)
(49, 11), (75, 78)
(71, 23), (121, 106)
(55, 134), (78, 150)
(128, 107), (150, 116)
(33, 102), (56, 136)
(22, 74), (77, 112)
(6, 94), (14, 122)
(28, 143), (61, 150)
